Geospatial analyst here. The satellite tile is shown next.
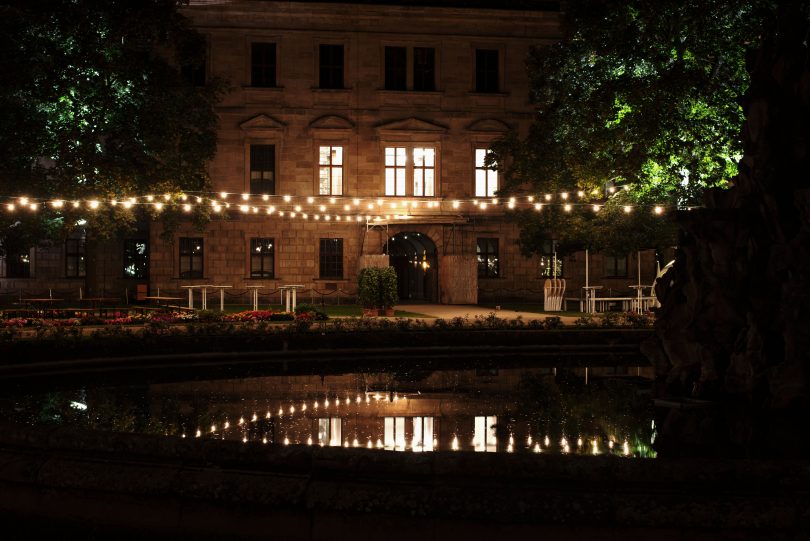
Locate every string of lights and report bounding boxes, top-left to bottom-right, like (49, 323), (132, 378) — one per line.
(0, 187), (674, 221)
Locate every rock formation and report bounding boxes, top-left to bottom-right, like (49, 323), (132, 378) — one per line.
(645, 6), (810, 457)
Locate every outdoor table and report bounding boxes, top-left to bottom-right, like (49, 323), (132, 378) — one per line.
(581, 285), (603, 314)
(180, 285), (203, 309)
(245, 285), (265, 311)
(279, 284), (304, 312)
(629, 285), (654, 313)
(202, 285), (232, 311)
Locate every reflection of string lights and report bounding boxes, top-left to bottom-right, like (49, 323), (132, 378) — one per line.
(176, 393), (639, 456)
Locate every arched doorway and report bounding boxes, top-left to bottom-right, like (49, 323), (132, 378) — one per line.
(383, 232), (438, 303)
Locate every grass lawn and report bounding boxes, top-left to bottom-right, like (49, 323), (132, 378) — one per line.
(478, 303), (585, 318)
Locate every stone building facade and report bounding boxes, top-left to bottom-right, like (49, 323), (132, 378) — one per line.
(0, 0), (662, 306)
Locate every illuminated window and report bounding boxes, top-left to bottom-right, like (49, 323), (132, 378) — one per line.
(384, 416), (406, 450)
(250, 238), (274, 278)
(412, 416), (434, 452)
(539, 255), (564, 278)
(475, 148), (498, 197)
(124, 239), (149, 280)
(123, 239), (148, 279)
(385, 146), (436, 197)
(179, 237), (203, 279)
(318, 417), (342, 446)
(318, 146), (343, 195)
(476, 238), (499, 278)
(474, 415), (498, 452)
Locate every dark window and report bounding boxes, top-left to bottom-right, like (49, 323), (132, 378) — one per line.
(181, 61), (206, 87)
(384, 46), (406, 90)
(475, 49), (499, 93)
(250, 238), (275, 278)
(413, 47), (435, 91)
(179, 238), (204, 279)
(604, 254), (628, 278)
(0, 247), (31, 278)
(250, 144), (275, 194)
(251, 43), (277, 87)
(477, 238), (499, 278)
(123, 239), (148, 279)
(319, 44), (344, 89)
(65, 236), (86, 278)
(319, 238), (343, 279)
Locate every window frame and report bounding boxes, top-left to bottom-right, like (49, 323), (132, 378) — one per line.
(318, 43), (345, 89)
(179, 237), (204, 279)
(250, 42), (277, 87)
(319, 238), (344, 280)
(476, 237), (500, 279)
(249, 143), (276, 195)
(384, 45), (407, 91)
(412, 47), (436, 92)
(317, 417), (342, 447)
(249, 238), (275, 279)
(474, 48), (500, 93)
(383, 144), (439, 197)
(64, 235), (86, 278)
(122, 239), (149, 280)
(604, 254), (629, 278)
(474, 147), (499, 197)
(317, 145), (344, 196)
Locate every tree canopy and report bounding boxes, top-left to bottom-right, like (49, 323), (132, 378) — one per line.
(493, 0), (775, 256)
(0, 0), (223, 251)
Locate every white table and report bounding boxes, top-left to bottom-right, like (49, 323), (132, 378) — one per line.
(205, 285), (233, 311)
(581, 285), (603, 314)
(278, 284), (304, 312)
(180, 285), (203, 309)
(245, 285), (265, 311)
(629, 285), (654, 313)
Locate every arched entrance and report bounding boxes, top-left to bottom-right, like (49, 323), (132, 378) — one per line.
(383, 232), (438, 303)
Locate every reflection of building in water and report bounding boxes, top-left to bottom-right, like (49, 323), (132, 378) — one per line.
(150, 366), (653, 455)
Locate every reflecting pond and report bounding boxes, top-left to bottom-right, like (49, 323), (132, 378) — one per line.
(0, 364), (656, 457)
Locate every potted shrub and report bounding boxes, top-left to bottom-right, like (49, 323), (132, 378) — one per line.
(357, 267), (380, 317)
(378, 266), (399, 316)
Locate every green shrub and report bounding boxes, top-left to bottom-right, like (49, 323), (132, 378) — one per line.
(543, 316), (563, 329)
(574, 314), (598, 327)
(357, 266), (399, 308)
(600, 311), (622, 328)
(294, 303), (328, 320)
